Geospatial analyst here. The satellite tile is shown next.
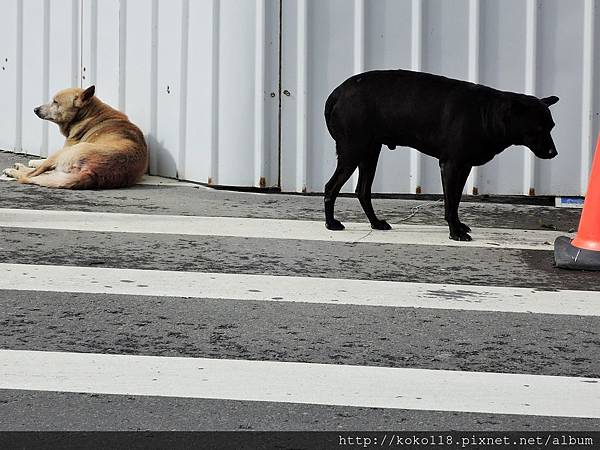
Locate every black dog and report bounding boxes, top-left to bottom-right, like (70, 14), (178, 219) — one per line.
(324, 69), (559, 241)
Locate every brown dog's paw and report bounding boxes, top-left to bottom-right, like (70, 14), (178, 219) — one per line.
(13, 163), (33, 173)
(3, 167), (18, 178)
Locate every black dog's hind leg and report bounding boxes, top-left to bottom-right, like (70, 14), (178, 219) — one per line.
(356, 145), (391, 230)
(324, 147), (359, 231)
(440, 161), (472, 241)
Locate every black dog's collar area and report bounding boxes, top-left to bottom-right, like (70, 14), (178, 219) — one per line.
(554, 235), (600, 271)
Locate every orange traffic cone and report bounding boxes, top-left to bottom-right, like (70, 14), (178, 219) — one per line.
(555, 133), (600, 269)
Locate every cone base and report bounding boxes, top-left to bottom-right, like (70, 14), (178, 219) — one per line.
(554, 236), (600, 270)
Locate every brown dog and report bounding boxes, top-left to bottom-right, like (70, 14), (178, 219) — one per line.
(3, 86), (148, 189)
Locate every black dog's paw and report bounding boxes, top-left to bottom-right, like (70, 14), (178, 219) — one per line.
(371, 220), (392, 230)
(459, 222), (471, 233)
(450, 231), (472, 241)
(326, 220), (345, 231)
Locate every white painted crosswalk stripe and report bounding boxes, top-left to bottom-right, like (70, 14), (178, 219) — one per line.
(0, 208), (570, 250)
(1, 203), (596, 422)
(1, 263), (598, 316)
(1, 349), (598, 418)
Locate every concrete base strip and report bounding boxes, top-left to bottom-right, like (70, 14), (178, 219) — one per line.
(0, 350), (598, 418)
(1, 263), (598, 316)
(136, 175), (206, 187)
(0, 208), (568, 250)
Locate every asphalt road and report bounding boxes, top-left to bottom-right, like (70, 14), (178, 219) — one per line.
(0, 151), (598, 433)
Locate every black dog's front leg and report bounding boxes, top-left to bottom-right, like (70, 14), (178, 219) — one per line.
(440, 161), (472, 241)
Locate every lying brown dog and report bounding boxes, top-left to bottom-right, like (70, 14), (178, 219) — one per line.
(3, 86), (147, 189)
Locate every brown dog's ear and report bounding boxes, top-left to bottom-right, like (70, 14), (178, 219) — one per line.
(540, 95), (559, 107)
(75, 85), (96, 107)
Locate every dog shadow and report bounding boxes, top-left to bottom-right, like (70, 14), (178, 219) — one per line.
(145, 134), (179, 179)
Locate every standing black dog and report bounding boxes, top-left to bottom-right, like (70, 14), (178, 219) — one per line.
(324, 69), (559, 241)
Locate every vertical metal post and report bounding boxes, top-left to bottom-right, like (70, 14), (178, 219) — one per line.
(88, 0), (98, 86)
(209, 0), (220, 184)
(178, 0), (190, 180)
(466, 0), (480, 195)
(410, 0), (422, 193)
(118, 0), (127, 111)
(149, 0), (159, 175)
(42, 0), (50, 157)
(71, 0), (80, 88)
(296, 0), (307, 192)
(523, 0), (538, 195)
(350, 0), (364, 192)
(16, 0), (23, 152)
(580, 0), (596, 194)
(254, 0), (266, 188)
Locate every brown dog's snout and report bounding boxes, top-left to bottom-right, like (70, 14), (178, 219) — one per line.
(34, 107), (41, 117)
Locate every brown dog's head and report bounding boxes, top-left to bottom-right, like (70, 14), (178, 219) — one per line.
(34, 86), (96, 124)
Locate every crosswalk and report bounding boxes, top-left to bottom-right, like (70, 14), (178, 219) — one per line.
(0, 198), (599, 430)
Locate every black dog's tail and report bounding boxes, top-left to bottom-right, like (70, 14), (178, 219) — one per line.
(324, 87), (341, 141)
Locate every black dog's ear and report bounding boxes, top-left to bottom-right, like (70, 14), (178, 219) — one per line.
(540, 95), (559, 107)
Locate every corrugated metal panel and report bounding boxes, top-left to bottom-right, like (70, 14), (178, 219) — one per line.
(0, 0), (279, 188)
(280, 0), (600, 195)
(0, 0), (598, 195)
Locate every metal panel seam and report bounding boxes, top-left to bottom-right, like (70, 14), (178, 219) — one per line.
(410, 0), (422, 194)
(295, 0), (307, 192)
(466, 0), (480, 195)
(350, 0), (364, 192)
(118, 0), (127, 111)
(523, 0), (538, 195)
(178, 0), (190, 179)
(149, 0), (159, 175)
(15, 0), (24, 153)
(254, 0), (266, 188)
(210, 0), (220, 184)
(580, 0), (596, 194)
(41, 0), (51, 157)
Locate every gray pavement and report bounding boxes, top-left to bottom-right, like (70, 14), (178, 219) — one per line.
(2, 391), (599, 431)
(1, 228), (597, 290)
(1, 290), (598, 378)
(0, 150), (598, 432)
(0, 151), (580, 231)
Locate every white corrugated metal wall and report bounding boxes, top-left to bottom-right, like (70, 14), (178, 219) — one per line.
(0, 0), (598, 195)
(280, 0), (600, 195)
(0, 0), (280, 188)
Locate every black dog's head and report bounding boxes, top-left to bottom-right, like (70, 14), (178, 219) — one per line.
(511, 95), (559, 160)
